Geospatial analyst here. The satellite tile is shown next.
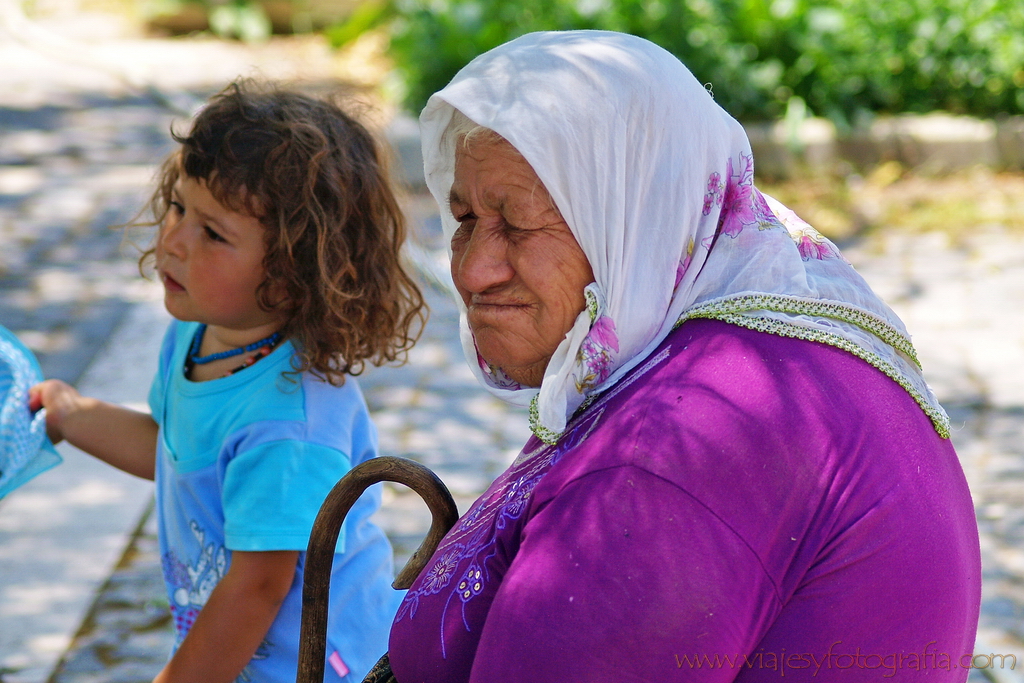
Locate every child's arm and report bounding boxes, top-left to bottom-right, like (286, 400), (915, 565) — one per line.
(153, 550), (300, 683)
(30, 379), (158, 480)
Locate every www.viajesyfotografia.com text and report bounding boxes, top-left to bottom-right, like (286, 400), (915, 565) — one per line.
(674, 641), (1017, 678)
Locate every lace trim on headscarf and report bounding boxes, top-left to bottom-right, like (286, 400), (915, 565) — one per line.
(680, 294), (921, 368)
(674, 303), (949, 438)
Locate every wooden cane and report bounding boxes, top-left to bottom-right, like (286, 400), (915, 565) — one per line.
(297, 456), (458, 683)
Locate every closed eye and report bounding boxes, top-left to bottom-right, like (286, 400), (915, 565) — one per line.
(450, 208), (475, 240)
(501, 219), (526, 236)
(169, 200), (185, 216)
(452, 207), (475, 223)
(203, 225), (227, 243)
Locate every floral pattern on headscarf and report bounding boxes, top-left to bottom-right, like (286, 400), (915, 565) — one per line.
(477, 352), (522, 391)
(675, 238), (695, 287)
(702, 172), (724, 216)
(768, 198), (850, 263)
(571, 288), (620, 393)
(719, 153), (756, 238)
(574, 321), (619, 394)
(793, 229), (840, 261)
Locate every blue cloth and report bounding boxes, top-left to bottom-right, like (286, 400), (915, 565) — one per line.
(0, 324), (60, 499)
(149, 320), (402, 682)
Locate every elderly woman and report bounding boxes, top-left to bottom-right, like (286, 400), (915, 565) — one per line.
(387, 31), (980, 682)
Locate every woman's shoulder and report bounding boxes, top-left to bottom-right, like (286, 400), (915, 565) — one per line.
(544, 316), (954, 505)
(618, 317), (933, 432)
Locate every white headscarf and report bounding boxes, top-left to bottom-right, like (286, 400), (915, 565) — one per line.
(420, 30), (948, 444)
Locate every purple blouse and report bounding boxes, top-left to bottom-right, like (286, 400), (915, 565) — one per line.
(388, 319), (981, 682)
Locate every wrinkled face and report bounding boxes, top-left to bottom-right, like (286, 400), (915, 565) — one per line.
(155, 175), (286, 344)
(449, 136), (594, 387)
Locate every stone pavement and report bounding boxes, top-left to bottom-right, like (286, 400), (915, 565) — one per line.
(1, 10), (1024, 683)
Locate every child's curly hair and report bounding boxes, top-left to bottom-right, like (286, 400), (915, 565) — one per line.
(141, 81), (426, 384)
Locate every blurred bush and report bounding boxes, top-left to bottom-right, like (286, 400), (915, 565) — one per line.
(144, 0), (359, 40)
(328, 0), (1024, 124)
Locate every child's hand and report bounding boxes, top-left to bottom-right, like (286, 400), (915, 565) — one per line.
(27, 383), (157, 479)
(29, 379), (84, 445)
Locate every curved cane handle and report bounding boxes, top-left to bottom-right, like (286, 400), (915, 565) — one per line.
(297, 456), (458, 683)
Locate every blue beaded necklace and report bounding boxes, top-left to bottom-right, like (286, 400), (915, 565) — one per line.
(188, 324), (282, 366)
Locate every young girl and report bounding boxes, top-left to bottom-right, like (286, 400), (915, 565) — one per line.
(30, 82), (426, 682)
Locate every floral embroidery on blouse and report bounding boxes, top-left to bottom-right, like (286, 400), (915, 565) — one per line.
(496, 474), (543, 529)
(458, 502), (485, 531)
(422, 544), (466, 594)
(456, 564), (485, 603)
(393, 407), (607, 657)
(395, 589), (420, 621)
(550, 409), (604, 466)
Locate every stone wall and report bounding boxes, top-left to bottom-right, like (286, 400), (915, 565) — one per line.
(746, 114), (1024, 180)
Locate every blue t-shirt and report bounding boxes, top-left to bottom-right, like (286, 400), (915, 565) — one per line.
(149, 321), (402, 682)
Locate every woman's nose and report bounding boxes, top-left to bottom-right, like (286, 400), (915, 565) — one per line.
(451, 224), (515, 294)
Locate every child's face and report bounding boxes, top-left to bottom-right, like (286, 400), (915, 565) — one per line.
(156, 176), (286, 340)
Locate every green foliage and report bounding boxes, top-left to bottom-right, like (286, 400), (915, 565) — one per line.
(325, 0), (397, 47)
(142, 0), (272, 42)
(208, 1), (272, 42)
(330, 0), (1024, 123)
